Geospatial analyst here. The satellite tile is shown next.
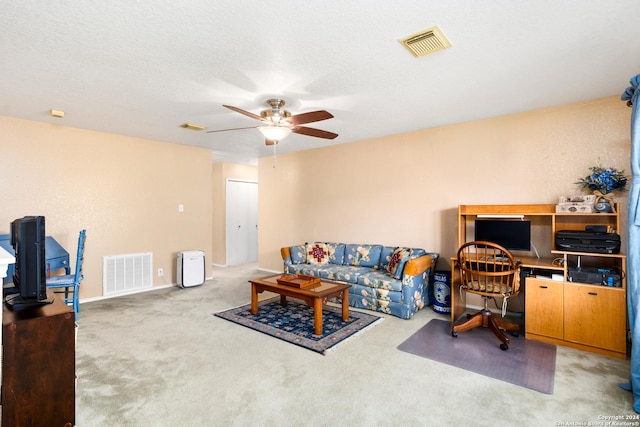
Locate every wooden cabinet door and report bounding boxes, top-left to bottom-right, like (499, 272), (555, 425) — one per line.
(564, 284), (626, 353)
(525, 277), (564, 339)
(2, 294), (75, 426)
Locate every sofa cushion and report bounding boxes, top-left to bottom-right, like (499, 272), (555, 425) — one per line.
(358, 244), (383, 268)
(352, 282), (403, 303)
(358, 270), (403, 293)
(326, 242), (345, 265)
(411, 248), (427, 258)
(287, 263), (369, 284)
(387, 247), (411, 279)
(344, 244), (382, 267)
(379, 246), (396, 270)
(306, 242), (329, 265)
(316, 265), (371, 283)
(289, 245), (307, 264)
(285, 264), (323, 277)
(344, 244), (360, 266)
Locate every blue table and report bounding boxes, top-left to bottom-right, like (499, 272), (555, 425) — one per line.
(0, 235), (70, 283)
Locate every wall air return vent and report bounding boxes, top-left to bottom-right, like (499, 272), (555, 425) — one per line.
(103, 252), (153, 296)
(399, 26), (452, 58)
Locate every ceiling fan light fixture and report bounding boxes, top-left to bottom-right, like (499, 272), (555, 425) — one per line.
(258, 125), (292, 141)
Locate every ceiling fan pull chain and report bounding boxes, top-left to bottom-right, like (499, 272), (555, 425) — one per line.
(272, 142), (277, 168)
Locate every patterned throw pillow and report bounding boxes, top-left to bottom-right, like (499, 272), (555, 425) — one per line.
(387, 247), (411, 279)
(289, 245), (307, 264)
(307, 242), (330, 265)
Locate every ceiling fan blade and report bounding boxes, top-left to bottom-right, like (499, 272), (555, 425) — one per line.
(290, 110), (334, 125)
(292, 126), (338, 140)
(206, 126), (257, 133)
(223, 105), (263, 121)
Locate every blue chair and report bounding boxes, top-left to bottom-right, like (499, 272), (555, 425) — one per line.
(46, 230), (86, 321)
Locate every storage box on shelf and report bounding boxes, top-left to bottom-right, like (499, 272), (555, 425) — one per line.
(555, 195), (596, 213)
(452, 203), (627, 359)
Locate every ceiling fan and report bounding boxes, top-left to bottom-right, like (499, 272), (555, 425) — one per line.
(207, 98), (338, 145)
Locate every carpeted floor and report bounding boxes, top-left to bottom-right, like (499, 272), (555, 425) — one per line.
(75, 264), (634, 426)
(215, 297), (383, 354)
(398, 318), (556, 394)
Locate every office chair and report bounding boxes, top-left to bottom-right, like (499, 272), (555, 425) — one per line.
(46, 229), (86, 321)
(451, 241), (521, 350)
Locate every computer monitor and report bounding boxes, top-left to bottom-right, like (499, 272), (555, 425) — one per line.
(5, 216), (52, 309)
(474, 219), (531, 251)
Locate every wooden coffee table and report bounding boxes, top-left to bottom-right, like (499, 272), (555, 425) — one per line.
(249, 274), (351, 336)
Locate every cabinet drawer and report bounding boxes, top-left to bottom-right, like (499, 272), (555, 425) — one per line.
(525, 277), (563, 339)
(564, 284), (626, 352)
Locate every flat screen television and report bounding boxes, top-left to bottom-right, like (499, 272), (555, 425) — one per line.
(5, 216), (52, 309)
(474, 219), (531, 251)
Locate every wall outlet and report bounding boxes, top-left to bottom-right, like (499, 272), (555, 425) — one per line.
(157, 268), (164, 277)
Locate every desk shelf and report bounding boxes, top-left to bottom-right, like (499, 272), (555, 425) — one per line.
(519, 256), (564, 271)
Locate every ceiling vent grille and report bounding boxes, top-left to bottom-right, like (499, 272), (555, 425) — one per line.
(180, 122), (206, 131)
(399, 26), (452, 58)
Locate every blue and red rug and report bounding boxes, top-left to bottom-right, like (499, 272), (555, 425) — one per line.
(214, 297), (383, 355)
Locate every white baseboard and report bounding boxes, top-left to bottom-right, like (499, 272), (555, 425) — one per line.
(81, 275), (216, 306)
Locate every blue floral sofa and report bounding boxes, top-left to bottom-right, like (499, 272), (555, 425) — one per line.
(280, 242), (439, 319)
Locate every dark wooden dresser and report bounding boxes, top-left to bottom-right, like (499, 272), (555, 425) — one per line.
(2, 291), (75, 426)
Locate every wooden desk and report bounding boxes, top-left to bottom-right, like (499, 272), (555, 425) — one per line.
(449, 255), (560, 325)
(2, 291), (75, 426)
(44, 236), (71, 276)
(453, 203), (627, 358)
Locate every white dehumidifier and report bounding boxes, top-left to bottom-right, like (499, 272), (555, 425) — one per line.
(177, 250), (205, 288)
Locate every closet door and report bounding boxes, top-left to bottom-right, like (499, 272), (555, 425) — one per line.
(226, 180), (258, 265)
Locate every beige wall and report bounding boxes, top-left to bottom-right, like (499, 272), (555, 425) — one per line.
(258, 96), (632, 271)
(1, 95), (632, 299)
(211, 162), (258, 265)
(1, 116), (213, 300)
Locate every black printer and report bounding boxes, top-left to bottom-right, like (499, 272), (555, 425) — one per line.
(555, 230), (621, 254)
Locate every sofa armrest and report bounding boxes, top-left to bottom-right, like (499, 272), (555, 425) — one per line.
(281, 246), (293, 269)
(281, 246), (291, 260)
(403, 254), (433, 277)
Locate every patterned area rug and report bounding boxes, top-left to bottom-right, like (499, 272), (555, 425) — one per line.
(398, 319), (556, 394)
(214, 298), (383, 355)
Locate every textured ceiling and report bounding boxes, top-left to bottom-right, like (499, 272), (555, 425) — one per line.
(2, 1), (639, 165)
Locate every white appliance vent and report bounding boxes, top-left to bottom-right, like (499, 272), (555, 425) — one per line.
(103, 252), (153, 296)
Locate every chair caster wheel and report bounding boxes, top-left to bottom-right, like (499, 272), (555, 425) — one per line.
(451, 331), (458, 338)
(500, 343), (509, 351)
(511, 331), (519, 338)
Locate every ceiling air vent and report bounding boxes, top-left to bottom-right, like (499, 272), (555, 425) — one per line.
(180, 122), (206, 131)
(399, 26), (452, 58)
